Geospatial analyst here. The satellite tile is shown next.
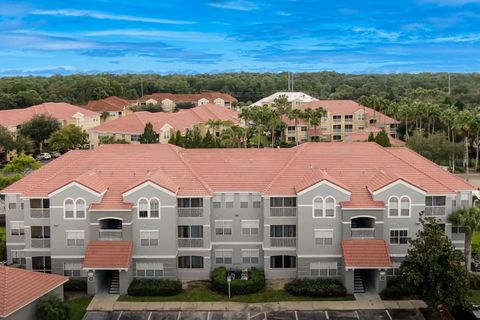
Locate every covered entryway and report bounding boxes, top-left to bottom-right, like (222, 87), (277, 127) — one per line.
(341, 240), (392, 294)
(83, 240), (133, 295)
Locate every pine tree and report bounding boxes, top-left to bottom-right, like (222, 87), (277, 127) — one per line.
(374, 129), (391, 147)
(202, 130), (216, 148)
(139, 122), (159, 144)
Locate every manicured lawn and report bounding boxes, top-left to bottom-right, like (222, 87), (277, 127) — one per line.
(65, 295), (92, 320)
(118, 281), (354, 303)
(470, 290), (480, 304)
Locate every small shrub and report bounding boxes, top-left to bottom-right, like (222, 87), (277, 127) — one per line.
(285, 278), (346, 297)
(37, 294), (68, 320)
(64, 279), (87, 292)
(379, 277), (412, 300)
(211, 267), (266, 295)
(470, 273), (480, 290)
(127, 279), (182, 296)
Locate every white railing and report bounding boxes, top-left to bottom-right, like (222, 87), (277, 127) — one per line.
(177, 208), (204, 218)
(270, 207), (297, 217)
(99, 229), (123, 240)
(351, 228), (375, 239)
(178, 238), (204, 248)
(270, 237), (296, 247)
(31, 208), (50, 218)
(31, 238), (50, 248)
(425, 206), (446, 216)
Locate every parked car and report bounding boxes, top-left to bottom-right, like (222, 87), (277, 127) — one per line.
(35, 153), (51, 161)
(52, 152), (61, 158)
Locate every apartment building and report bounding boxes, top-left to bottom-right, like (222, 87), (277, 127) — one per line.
(283, 100), (399, 143)
(137, 92), (238, 112)
(251, 91), (318, 109)
(1, 143), (473, 295)
(88, 103), (241, 146)
(80, 96), (135, 122)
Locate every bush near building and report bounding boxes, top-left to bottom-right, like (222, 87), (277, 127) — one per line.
(64, 279), (87, 292)
(379, 277), (412, 300)
(210, 267), (266, 295)
(284, 278), (346, 297)
(127, 279), (183, 296)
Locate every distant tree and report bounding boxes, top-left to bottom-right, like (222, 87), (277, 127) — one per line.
(100, 112), (110, 122)
(98, 136), (129, 144)
(373, 129), (391, 147)
(16, 89), (42, 107)
(48, 125), (88, 152)
(139, 122), (159, 144)
(455, 109), (476, 180)
(0, 174), (23, 189)
(169, 130), (185, 147)
(399, 217), (470, 312)
(14, 134), (34, 154)
(202, 130), (216, 148)
(19, 115), (61, 152)
(175, 102), (196, 110)
(448, 206), (480, 271)
(185, 127), (203, 148)
(132, 104), (163, 113)
(3, 154), (41, 174)
(367, 132), (375, 142)
(407, 131), (463, 166)
(0, 126), (15, 153)
(36, 294), (68, 320)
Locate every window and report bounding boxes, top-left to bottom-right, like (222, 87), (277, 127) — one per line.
(369, 119), (377, 124)
(270, 225), (296, 238)
(163, 131), (170, 140)
(313, 197), (335, 217)
(7, 195), (16, 209)
(240, 194), (249, 208)
(315, 229), (333, 245)
(31, 226), (50, 239)
(344, 115), (353, 121)
(310, 262), (337, 277)
(357, 113), (365, 121)
(425, 196), (446, 216)
(400, 197), (410, 216)
(333, 135), (342, 141)
(213, 195), (221, 208)
(215, 250), (233, 264)
(452, 224), (466, 234)
(64, 198), (86, 219)
(140, 230), (159, 246)
(242, 250), (260, 265)
(390, 229), (409, 244)
(387, 261), (401, 276)
(333, 125), (341, 132)
(12, 250), (25, 265)
(358, 126), (364, 131)
(66, 230), (84, 246)
(388, 197), (399, 217)
(10, 221), (24, 236)
(215, 220), (232, 235)
(178, 198), (203, 208)
(344, 124), (353, 132)
(131, 134), (141, 142)
(64, 263), (82, 277)
(225, 194), (234, 208)
(301, 126), (307, 132)
(460, 193), (470, 207)
(242, 220), (259, 235)
(138, 198), (161, 219)
(136, 262), (164, 277)
(32, 256), (51, 273)
(253, 194), (261, 208)
(313, 198), (323, 217)
(178, 256), (204, 269)
(287, 137), (296, 142)
(270, 197), (296, 207)
(325, 198), (335, 217)
(287, 126), (296, 132)
(178, 225), (203, 238)
(270, 255), (296, 269)
(31, 199), (49, 209)
(333, 115), (341, 122)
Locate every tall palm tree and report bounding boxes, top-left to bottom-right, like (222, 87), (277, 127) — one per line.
(454, 109), (476, 181)
(266, 108), (281, 147)
(448, 206), (480, 271)
(440, 106), (458, 171)
(288, 108), (304, 145)
(303, 108), (314, 142)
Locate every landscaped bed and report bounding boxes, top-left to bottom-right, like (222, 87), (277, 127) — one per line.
(65, 292), (92, 320)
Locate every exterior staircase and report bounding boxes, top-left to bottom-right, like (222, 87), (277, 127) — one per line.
(354, 270), (365, 293)
(109, 270), (120, 294)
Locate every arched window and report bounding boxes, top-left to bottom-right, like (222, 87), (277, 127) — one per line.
(389, 197), (399, 217)
(313, 198), (323, 217)
(325, 198), (335, 217)
(370, 119), (377, 124)
(65, 199), (74, 219)
(139, 199), (148, 218)
(150, 199), (160, 218)
(76, 199), (86, 219)
(400, 197), (410, 217)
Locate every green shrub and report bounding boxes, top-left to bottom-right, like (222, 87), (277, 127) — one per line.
(37, 294), (68, 320)
(127, 279), (182, 296)
(470, 274), (480, 290)
(64, 279), (87, 292)
(211, 267), (266, 295)
(284, 278), (346, 297)
(379, 277), (412, 300)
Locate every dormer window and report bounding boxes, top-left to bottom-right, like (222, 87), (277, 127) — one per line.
(64, 198), (86, 219)
(313, 196), (336, 218)
(138, 198), (161, 219)
(388, 196), (410, 217)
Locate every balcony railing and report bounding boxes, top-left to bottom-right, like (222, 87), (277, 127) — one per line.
(99, 229), (123, 240)
(177, 208), (204, 218)
(178, 238), (204, 248)
(31, 238), (50, 248)
(425, 206), (446, 216)
(351, 228), (375, 239)
(270, 237), (296, 247)
(270, 207), (297, 217)
(30, 208), (50, 218)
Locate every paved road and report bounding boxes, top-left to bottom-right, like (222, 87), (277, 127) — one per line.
(84, 309), (425, 320)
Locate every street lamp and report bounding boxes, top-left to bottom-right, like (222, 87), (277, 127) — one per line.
(227, 275), (232, 299)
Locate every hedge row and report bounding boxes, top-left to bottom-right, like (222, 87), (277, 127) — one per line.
(64, 279), (87, 292)
(379, 277), (412, 300)
(285, 278), (346, 297)
(127, 279), (183, 296)
(211, 267), (266, 295)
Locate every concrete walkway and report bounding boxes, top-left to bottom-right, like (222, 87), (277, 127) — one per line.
(87, 295), (427, 312)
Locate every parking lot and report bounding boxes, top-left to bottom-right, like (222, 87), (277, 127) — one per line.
(84, 309), (425, 320)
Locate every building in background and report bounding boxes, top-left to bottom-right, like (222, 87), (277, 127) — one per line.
(251, 91), (318, 108)
(137, 92), (237, 112)
(80, 96), (135, 122)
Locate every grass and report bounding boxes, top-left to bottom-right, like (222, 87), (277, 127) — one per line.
(118, 281), (354, 303)
(474, 232), (480, 246)
(0, 226), (5, 242)
(65, 294), (92, 320)
(470, 290), (480, 304)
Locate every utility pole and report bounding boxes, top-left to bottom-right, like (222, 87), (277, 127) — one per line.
(141, 78), (144, 97)
(291, 72), (294, 92)
(287, 72), (290, 91)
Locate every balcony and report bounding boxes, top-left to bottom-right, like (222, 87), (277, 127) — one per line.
(30, 208), (50, 219)
(178, 238), (204, 248)
(270, 237), (296, 247)
(351, 228), (375, 239)
(99, 229), (123, 240)
(177, 208), (203, 218)
(425, 206), (446, 216)
(31, 238), (50, 248)
(270, 207), (297, 217)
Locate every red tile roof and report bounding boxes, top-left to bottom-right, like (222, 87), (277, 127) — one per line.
(0, 266), (67, 317)
(342, 240), (392, 268)
(0, 102), (99, 127)
(90, 103), (240, 135)
(83, 241), (133, 269)
(1, 143), (475, 209)
(81, 96), (132, 112)
(138, 92), (237, 103)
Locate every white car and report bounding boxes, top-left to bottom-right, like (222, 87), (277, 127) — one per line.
(36, 153), (51, 160)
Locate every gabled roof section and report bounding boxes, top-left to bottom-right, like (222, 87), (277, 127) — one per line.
(0, 266), (67, 317)
(342, 240), (392, 268)
(81, 96), (132, 112)
(367, 169), (427, 194)
(123, 168), (178, 196)
(83, 241), (132, 269)
(295, 169), (351, 194)
(138, 92), (237, 103)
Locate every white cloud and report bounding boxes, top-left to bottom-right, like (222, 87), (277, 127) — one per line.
(351, 27), (400, 41)
(84, 29), (225, 42)
(208, 1), (259, 11)
(30, 9), (194, 25)
(275, 11), (292, 16)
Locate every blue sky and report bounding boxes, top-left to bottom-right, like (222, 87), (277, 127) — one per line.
(0, 0), (480, 75)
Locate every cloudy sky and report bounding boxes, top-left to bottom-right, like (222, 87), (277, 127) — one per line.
(0, 0), (479, 75)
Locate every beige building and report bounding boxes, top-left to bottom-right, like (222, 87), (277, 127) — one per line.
(80, 96), (135, 122)
(137, 92), (238, 112)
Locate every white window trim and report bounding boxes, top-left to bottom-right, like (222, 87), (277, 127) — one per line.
(137, 197), (161, 219)
(66, 230), (85, 247)
(136, 262), (164, 278)
(63, 197), (87, 220)
(10, 221), (25, 236)
(140, 230), (159, 246)
(312, 196), (336, 218)
(314, 229), (333, 245)
(215, 249), (233, 264)
(215, 220), (233, 235)
(388, 195), (411, 218)
(389, 228), (409, 245)
(310, 261), (338, 277)
(241, 220), (259, 235)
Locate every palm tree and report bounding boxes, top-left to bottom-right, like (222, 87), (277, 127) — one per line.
(100, 111), (109, 122)
(440, 106), (458, 170)
(303, 108), (314, 142)
(448, 206), (480, 271)
(454, 109), (476, 181)
(288, 108), (304, 145)
(312, 107), (326, 141)
(266, 108), (281, 147)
